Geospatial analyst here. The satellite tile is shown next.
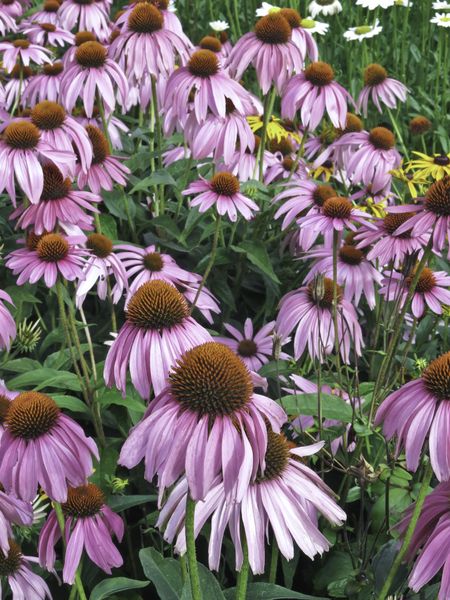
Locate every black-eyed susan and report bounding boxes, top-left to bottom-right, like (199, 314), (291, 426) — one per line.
(406, 151), (450, 181)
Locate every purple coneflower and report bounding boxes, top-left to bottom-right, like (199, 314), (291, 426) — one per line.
(0, 390), (98, 501)
(226, 13), (303, 94)
(379, 267), (450, 318)
(62, 29), (97, 66)
(0, 539), (51, 599)
(76, 233), (128, 308)
(104, 280), (212, 398)
(21, 62), (65, 104)
(0, 380), (18, 439)
(3, 65), (33, 110)
(357, 63), (408, 116)
(10, 165), (100, 234)
(61, 40), (128, 118)
(282, 61), (352, 130)
(77, 125), (129, 192)
(224, 135), (278, 182)
(6, 232), (87, 287)
(21, 22), (75, 47)
(119, 342), (287, 502)
(0, 0), (25, 18)
(115, 0), (188, 38)
(26, 0), (61, 24)
(264, 154), (308, 184)
(0, 39), (52, 73)
(0, 8), (16, 35)
(0, 119), (75, 205)
(276, 277), (363, 363)
(183, 172), (259, 222)
(74, 105), (129, 150)
(196, 34), (228, 60)
(0, 490), (33, 553)
(58, 0), (111, 41)
(158, 431), (346, 572)
(0, 291), (16, 351)
(376, 352), (450, 481)
(274, 179), (336, 230)
(39, 483), (123, 584)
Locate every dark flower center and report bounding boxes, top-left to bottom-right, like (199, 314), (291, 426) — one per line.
(257, 429), (290, 481)
(342, 113), (363, 134)
(199, 35), (222, 52)
(110, 29), (120, 43)
(75, 31), (97, 46)
(188, 49), (219, 77)
(13, 40), (30, 49)
(405, 267), (436, 294)
(210, 172), (240, 196)
(87, 233), (113, 258)
(44, 0), (60, 11)
(425, 177), (450, 216)
(1, 0), (16, 4)
(86, 125), (110, 163)
(323, 197), (353, 219)
(369, 127), (395, 150)
(10, 65), (33, 79)
(383, 212), (414, 237)
(31, 100), (66, 131)
(434, 154), (450, 166)
(41, 164), (71, 201)
(279, 8), (301, 28)
(26, 231), (44, 251)
(143, 252), (164, 271)
(170, 342), (253, 417)
(308, 277), (342, 309)
(74, 0), (94, 5)
(0, 541), (22, 577)
(76, 41), (107, 68)
(282, 157), (296, 172)
(62, 484), (105, 517)
(339, 244), (364, 265)
(4, 121), (40, 150)
(304, 61), (335, 87)
(36, 233), (70, 262)
(422, 352), (450, 401)
(313, 184), (335, 207)
(219, 31), (228, 43)
(126, 280), (189, 329)
(254, 13), (291, 45)
(269, 136), (293, 156)
(238, 339), (258, 357)
(151, 0), (169, 9)
(6, 391), (60, 439)
(40, 22), (56, 32)
(43, 62), (64, 76)
(409, 116), (432, 136)
(128, 4), (164, 33)
(364, 63), (387, 86)
(0, 395), (11, 424)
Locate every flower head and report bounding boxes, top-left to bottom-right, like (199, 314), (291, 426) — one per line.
(209, 19), (229, 31)
(357, 64), (408, 116)
(343, 20), (382, 42)
(0, 539), (51, 599)
(21, 62), (65, 105)
(406, 151), (450, 180)
(0, 39), (52, 73)
(308, 0), (342, 17)
(431, 12), (450, 27)
(58, 0), (111, 42)
(0, 490), (33, 553)
(0, 291), (16, 351)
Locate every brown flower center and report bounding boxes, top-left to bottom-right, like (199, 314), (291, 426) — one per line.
(86, 125), (110, 163)
(425, 177), (450, 216)
(369, 126), (395, 151)
(0, 395), (11, 424)
(4, 121), (40, 150)
(363, 63), (387, 86)
(210, 172), (240, 196)
(10, 65), (33, 79)
(339, 245), (364, 265)
(199, 35), (222, 52)
(383, 212), (414, 237)
(422, 352), (450, 401)
(75, 31), (97, 46)
(6, 391), (60, 439)
(87, 233), (113, 258)
(409, 116), (432, 136)
(283, 157), (297, 172)
(304, 61), (335, 87)
(308, 277), (342, 309)
(62, 484), (105, 518)
(257, 429), (290, 481)
(43, 0), (60, 11)
(40, 22), (56, 32)
(36, 233), (69, 262)
(143, 252), (164, 271)
(170, 342), (253, 417)
(74, 0), (94, 5)
(254, 13), (291, 44)
(31, 100), (66, 131)
(126, 280), (189, 329)
(434, 155), (450, 166)
(26, 231), (44, 251)
(41, 164), (71, 201)
(405, 267), (436, 294)
(323, 197), (353, 219)
(0, 541), (22, 577)
(128, 4), (164, 33)
(188, 49), (219, 77)
(313, 184), (335, 207)
(279, 8), (301, 28)
(238, 339), (258, 357)
(76, 41), (107, 68)
(269, 136), (293, 156)
(342, 113), (363, 134)
(13, 40), (30, 49)
(43, 62), (64, 76)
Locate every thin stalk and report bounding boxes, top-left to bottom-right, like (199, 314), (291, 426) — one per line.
(151, 76), (165, 215)
(10, 65), (24, 117)
(54, 503), (88, 600)
(190, 216), (221, 312)
(235, 536), (249, 600)
(387, 107), (409, 161)
(332, 230), (343, 388)
(185, 496), (202, 600)
(268, 542), (279, 584)
(96, 93), (112, 152)
(257, 88), (276, 182)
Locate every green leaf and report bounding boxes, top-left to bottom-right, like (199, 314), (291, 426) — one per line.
(99, 213), (119, 240)
(90, 577), (149, 600)
(224, 583), (327, 599)
(99, 388), (146, 415)
(130, 171), (176, 193)
(231, 241), (280, 283)
(49, 395), (90, 415)
(108, 495), (156, 512)
(139, 548), (183, 600)
(279, 394), (354, 422)
(180, 564), (226, 599)
(8, 369), (81, 392)
(1, 358), (42, 373)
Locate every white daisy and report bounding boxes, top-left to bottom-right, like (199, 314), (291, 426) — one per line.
(431, 11), (450, 25)
(255, 2), (281, 16)
(301, 17), (329, 34)
(394, 0), (413, 5)
(168, 0), (176, 12)
(432, 1), (450, 8)
(343, 19), (383, 41)
(356, 0), (395, 8)
(309, 0), (342, 17)
(209, 19), (230, 31)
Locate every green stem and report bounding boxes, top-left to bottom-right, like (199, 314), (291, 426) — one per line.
(387, 107), (409, 161)
(257, 88), (276, 182)
(185, 496), (202, 600)
(235, 536), (249, 600)
(151, 76), (165, 215)
(268, 542), (278, 584)
(332, 230), (343, 388)
(96, 93), (112, 152)
(54, 503), (88, 600)
(376, 462), (433, 600)
(190, 216), (221, 312)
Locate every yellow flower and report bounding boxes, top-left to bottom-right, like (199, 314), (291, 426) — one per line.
(405, 151), (450, 181)
(358, 197), (387, 218)
(311, 162), (333, 182)
(247, 116), (301, 142)
(390, 167), (429, 198)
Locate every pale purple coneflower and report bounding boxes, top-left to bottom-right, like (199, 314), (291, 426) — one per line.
(0, 380), (18, 439)
(273, 179), (336, 231)
(21, 22), (75, 47)
(0, 119), (75, 205)
(0, 390), (98, 501)
(264, 154), (308, 184)
(308, 113), (365, 169)
(0, 490), (33, 553)
(6, 232), (87, 288)
(0, 0), (25, 18)
(0, 8), (17, 35)
(25, 0), (61, 24)
(114, 0), (188, 38)
(282, 61), (353, 130)
(375, 352), (450, 481)
(10, 165), (100, 234)
(104, 280), (212, 399)
(2, 65), (34, 110)
(77, 125), (129, 192)
(58, 0), (111, 42)
(162, 145), (191, 167)
(183, 172), (259, 222)
(0, 39), (52, 73)
(279, 8), (318, 62)
(226, 13), (303, 94)
(61, 40), (128, 118)
(76, 233), (128, 308)
(0, 292), (16, 352)
(195, 34), (228, 60)
(119, 342), (287, 503)
(224, 136), (278, 181)
(74, 106), (129, 150)
(276, 277), (364, 363)
(357, 63), (408, 116)
(39, 483), (123, 584)
(0, 540), (51, 599)
(379, 267), (450, 318)
(62, 29), (97, 66)
(157, 431), (345, 572)
(21, 62), (65, 104)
